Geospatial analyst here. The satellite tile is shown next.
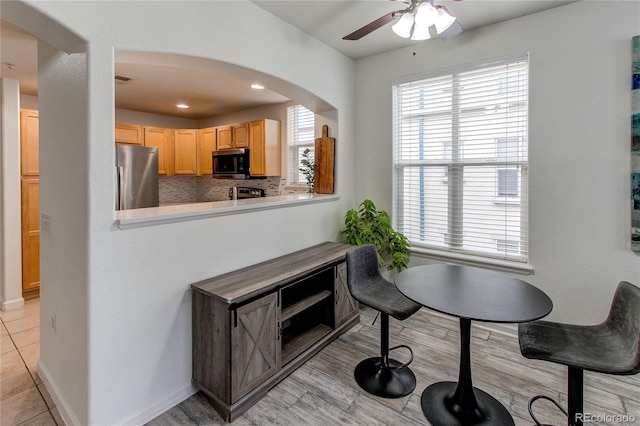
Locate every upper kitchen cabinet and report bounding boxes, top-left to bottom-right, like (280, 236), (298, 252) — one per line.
(174, 129), (198, 175)
(217, 126), (232, 150)
(197, 127), (216, 175)
(144, 126), (173, 175)
(115, 123), (144, 145)
(233, 123), (249, 148)
(250, 119), (281, 177)
(20, 109), (39, 176)
(217, 123), (249, 150)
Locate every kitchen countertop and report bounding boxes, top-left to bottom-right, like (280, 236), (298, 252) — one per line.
(115, 193), (339, 229)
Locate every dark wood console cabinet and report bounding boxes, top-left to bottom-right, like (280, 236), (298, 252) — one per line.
(191, 242), (359, 422)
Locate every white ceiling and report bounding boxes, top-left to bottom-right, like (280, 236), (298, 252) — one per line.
(1, 0), (577, 119)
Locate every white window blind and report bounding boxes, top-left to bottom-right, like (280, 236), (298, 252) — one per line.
(287, 105), (315, 184)
(392, 54), (529, 263)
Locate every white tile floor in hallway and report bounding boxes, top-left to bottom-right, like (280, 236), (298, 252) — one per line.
(1, 299), (64, 425)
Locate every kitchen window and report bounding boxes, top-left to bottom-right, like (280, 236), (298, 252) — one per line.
(392, 54), (529, 266)
(287, 105), (315, 185)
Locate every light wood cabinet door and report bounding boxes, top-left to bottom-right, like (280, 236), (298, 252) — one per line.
(20, 109), (39, 176)
(21, 178), (40, 293)
(233, 123), (249, 148)
(249, 119), (281, 177)
(334, 262), (358, 327)
(231, 292), (280, 403)
(249, 120), (266, 176)
(197, 127), (216, 175)
(115, 123), (143, 145)
(144, 126), (173, 175)
(217, 126), (233, 150)
(174, 129), (198, 175)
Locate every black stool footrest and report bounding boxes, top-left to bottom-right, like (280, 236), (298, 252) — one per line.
(383, 344), (414, 370)
(528, 395), (568, 426)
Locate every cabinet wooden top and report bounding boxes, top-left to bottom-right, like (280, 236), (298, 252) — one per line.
(191, 242), (353, 305)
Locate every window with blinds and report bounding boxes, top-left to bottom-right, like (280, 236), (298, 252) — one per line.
(287, 105), (315, 185)
(392, 54), (529, 263)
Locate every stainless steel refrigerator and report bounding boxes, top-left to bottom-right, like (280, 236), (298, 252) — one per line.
(116, 144), (159, 210)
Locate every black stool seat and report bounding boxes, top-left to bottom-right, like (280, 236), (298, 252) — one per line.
(518, 281), (640, 425)
(347, 268), (421, 321)
(346, 245), (421, 399)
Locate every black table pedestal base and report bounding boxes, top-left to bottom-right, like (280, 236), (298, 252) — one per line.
(354, 357), (416, 398)
(421, 382), (515, 426)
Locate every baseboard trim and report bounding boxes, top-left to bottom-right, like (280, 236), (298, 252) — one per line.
(114, 384), (198, 425)
(38, 361), (82, 426)
(39, 359), (197, 425)
(1, 297), (24, 311)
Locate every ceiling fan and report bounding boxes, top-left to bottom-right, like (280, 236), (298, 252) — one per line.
(343, 0), (464, 42)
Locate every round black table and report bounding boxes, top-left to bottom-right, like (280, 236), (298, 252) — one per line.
(395, 264), (552, 426)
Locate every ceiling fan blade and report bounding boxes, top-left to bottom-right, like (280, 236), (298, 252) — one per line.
(342, 10), (403, 41)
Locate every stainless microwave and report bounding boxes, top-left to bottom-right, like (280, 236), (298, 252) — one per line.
(212, 149), (250, 178)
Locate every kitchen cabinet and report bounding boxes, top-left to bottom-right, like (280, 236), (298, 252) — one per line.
(217, 123), (249, 150)
(197, 127), (216, 175)
(173, 129), (198, 175)
(20, 109), (40, 296)
(144, 126), (173, 175)
(21, 178), (40, 294)
(249, 119), (281, 177)
(232, 123), (249, 148)
(20, 109), (39, 177)
(191, 242), (359, 422)
(115, 123), (143, 145)
(217, 126), (232, 150)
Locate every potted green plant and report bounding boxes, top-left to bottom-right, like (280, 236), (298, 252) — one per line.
(299, 148), (314, 193)
(342, 199), (410, 273)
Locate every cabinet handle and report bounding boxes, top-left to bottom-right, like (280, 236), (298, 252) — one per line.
(233, 309), (238, 328)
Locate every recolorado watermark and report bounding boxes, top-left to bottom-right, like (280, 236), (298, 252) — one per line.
(575, 413), (637, 424)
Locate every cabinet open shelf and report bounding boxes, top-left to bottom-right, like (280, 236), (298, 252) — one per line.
(281, 323), (332, 365)
(281, 290), (332, 321)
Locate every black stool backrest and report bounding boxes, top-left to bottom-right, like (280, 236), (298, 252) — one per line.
(346, 245), (382, 297)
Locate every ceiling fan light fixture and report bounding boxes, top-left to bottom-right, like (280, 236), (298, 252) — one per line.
(415, 2), (438, 28)
(392, 13), (414, 39)
(411, 22), (432, 40)
(434, 6), (456, 35)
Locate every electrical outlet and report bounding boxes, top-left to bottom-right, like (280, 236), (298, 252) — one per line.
(51, 313), (56, 332)
(41, 213), (51, 233)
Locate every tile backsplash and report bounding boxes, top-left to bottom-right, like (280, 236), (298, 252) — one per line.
(159, 176), (299, 204)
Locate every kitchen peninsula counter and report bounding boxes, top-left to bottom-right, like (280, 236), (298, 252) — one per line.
(115, 193), (338, 229)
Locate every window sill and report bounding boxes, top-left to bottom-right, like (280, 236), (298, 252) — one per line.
(115, 193), (339, 229)
(409, 245), (533, 275)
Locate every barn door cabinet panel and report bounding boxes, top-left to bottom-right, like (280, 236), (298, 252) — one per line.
(191, 242), (359, 422)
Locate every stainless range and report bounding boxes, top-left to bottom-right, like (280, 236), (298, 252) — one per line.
(229, 187), (265, 200)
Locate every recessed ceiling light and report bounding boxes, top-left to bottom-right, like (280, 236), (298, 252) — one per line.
(176, 104), (190, 109)
(251, 84), (265, 90)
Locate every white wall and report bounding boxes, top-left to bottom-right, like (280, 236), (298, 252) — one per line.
(3, 1), (356, 425)
(355, 1), (640, 324)
(1, 78), (24, 310)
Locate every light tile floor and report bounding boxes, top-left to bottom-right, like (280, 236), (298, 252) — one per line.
(1, 299), (64, 425)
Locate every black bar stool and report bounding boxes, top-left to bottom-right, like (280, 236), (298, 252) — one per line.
(346, 245), (421, 398)
(518, 281), (640, 425)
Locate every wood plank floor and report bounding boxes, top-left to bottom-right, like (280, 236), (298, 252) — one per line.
(148, 306), (640, 425)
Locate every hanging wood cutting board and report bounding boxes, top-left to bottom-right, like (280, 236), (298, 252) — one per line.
(314, 125), (335, 194)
